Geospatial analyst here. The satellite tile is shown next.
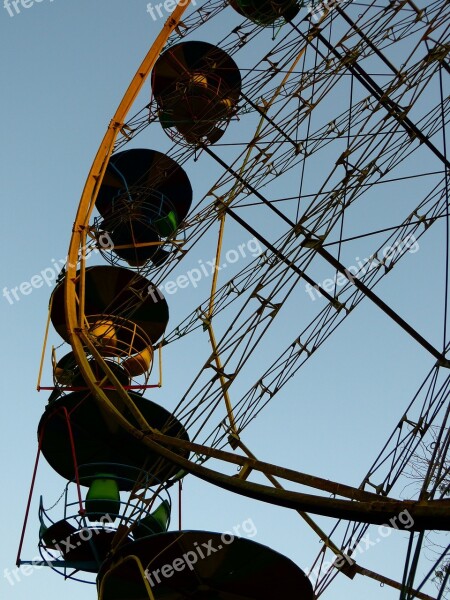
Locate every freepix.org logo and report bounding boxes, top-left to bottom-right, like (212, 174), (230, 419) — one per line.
(2, 232), (113, 306)
(4, 515), (115, 586)
(144, 518), (257, 588)
(146, 0), (197, 21)
(3, 0), (55, 17)
(147, 237), (263, 302)
(306, 0), (344, 22)
(305, 234), (420, 301)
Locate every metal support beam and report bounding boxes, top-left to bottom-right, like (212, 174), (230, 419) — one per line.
(202, 145), (343, 308)
(201, 146), (447, 365)
(301, 25), (450, 171)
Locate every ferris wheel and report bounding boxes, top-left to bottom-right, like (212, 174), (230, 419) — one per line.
(16, 1), (450, 599)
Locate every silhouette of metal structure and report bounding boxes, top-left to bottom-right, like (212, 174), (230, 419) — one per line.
(17, 1), (450, 598)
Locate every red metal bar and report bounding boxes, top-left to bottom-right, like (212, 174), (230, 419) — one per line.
(61, 407), (85, 515)
(37, 384), (160, 391)
(178, 480), (182, 530)
(16, 431), (44, 566)
(16, 402), (87, 566)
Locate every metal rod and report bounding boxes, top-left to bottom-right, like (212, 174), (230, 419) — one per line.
(355, 565), (436, 600)
(313, 242), (448, 364)
(309, 27), (450, 171)
(202, 147), (447, 364)
(16, 431), (44, 566)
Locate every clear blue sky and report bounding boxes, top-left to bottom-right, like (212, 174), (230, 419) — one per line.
(1, 2), (447, 600)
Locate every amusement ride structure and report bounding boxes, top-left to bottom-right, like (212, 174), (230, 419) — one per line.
(16, 0), (450, 598)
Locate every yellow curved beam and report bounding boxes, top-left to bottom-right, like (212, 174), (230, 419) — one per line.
(59, 1), (450, 536)
(64, 3), (191, 420)
(205, 44), (311, 436)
